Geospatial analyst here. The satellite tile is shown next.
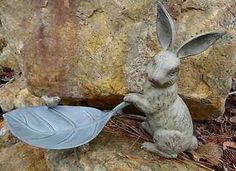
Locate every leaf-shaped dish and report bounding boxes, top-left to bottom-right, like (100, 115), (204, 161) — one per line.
(3, 102), (129, 149)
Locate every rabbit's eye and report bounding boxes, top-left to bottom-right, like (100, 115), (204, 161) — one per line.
(168, 68), (179, 76)
(169, 72), (176, 76)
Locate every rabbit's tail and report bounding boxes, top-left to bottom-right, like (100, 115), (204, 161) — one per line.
(189, 136), (198, 150)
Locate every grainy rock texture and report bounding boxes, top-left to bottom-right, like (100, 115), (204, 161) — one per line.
(44, 129), (207, 171)
(0, 77), (42, 111)
(0, 77), (26, 111)
(0, 122), (49, 171)
(0, 142), (49, 171)
(0, 0), (235, 119)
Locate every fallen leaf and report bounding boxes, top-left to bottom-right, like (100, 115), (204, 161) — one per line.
(223, 141), (236, 150)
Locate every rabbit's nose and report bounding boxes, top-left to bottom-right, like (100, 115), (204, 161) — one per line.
(148, 77), (161, 85)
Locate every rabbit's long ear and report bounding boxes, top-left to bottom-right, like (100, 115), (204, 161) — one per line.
(156, 2), (175, 50)
(176, 32), (225, 58)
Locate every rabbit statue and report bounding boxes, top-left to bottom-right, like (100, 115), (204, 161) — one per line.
(124, 2), (225, 158)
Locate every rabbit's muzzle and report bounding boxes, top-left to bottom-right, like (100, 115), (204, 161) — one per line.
(148, 77), (164, 88)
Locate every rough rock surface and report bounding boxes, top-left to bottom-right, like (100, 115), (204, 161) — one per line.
(0, 77), (26, 111)
(0, 77), (42, 111)
(0, 143), (49, 171)
(0, 0), (235, 119)
(0, 122), (49, 171)
(45, 131), (207, 171)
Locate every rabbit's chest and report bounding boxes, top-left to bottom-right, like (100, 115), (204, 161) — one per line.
(147, 91), (173, 106)
(144, 85), (177, 110)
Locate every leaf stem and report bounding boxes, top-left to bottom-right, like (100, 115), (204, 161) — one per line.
(111, 102), (130, 116)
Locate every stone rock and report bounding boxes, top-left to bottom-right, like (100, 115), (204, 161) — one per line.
(45, 128), (207, 171)
(14, 88), (43, 108)
(0, 77), (26, 112)
(45, 149), (84, 171)
(0, 121), (49, 171)
(0, 0), (235, 119)
(0, 122), (18, 149)
(172, 0), (236, 119)
(0, 142), (49, 171)
(0, 45), (22, 73)
(0, 77), (42, 112)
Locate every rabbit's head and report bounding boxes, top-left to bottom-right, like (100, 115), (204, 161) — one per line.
(147, 2), (225, 88)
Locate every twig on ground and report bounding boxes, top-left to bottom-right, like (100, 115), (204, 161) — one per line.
(119, 114), (146, 121)
(229, 91), (236, 95)
(129, 136), (140, 150)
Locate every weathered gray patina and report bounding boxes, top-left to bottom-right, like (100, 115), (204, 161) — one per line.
(3, 96), (129, 150)
(124, 2), (225, 158)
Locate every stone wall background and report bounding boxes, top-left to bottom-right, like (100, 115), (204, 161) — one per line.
(0, 0), (235, 119)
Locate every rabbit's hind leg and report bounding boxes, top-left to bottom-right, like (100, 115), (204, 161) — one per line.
(141, 142), (177, 158)
(140, 121), (153, 136)
(153, 129), (189, 157)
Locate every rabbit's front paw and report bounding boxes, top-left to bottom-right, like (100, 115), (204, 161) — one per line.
(141, 142), (156, 151)
(123, 93), (139, 103)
